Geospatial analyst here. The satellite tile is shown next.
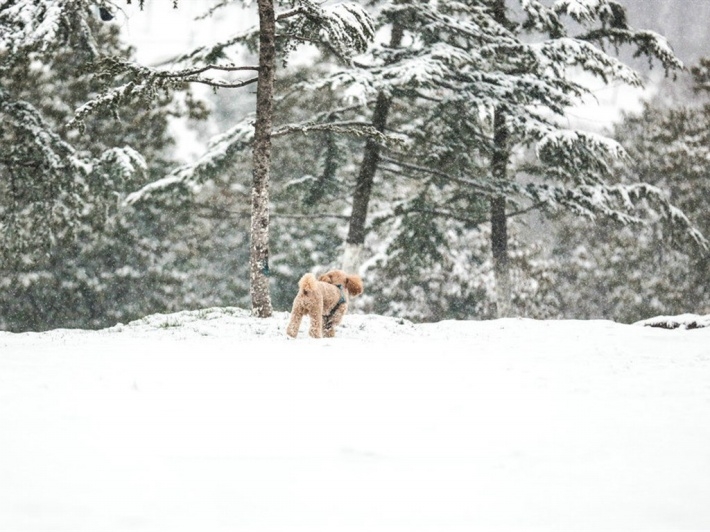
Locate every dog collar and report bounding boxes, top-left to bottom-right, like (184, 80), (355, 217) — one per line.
(336, 283), (346, 305)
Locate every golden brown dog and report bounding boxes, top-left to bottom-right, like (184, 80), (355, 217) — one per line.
(286, 269), (364, 338)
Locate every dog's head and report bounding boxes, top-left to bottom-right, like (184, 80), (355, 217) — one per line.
(318, 269), (364, 297)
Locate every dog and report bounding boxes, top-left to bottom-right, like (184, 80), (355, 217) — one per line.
(286, 269), (364, 338)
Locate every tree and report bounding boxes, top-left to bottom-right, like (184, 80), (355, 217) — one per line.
(314, 0), (705, 318)
(250, 0), (277, 317)
(342, 22), (403, 273)
(545, 61), (710, 322)
(0, 2), (206, 330)
(105, 0), (376, 318)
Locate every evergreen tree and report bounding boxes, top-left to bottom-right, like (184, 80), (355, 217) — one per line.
(0, 3), (205, 330)
(546, 62), (710, 322)
(308, 0), (705, 318)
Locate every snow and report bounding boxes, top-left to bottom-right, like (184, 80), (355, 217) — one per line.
(636, 313), (710, 330)
(2, 307), (710, 531)
(319, 3), (375, 56)
(554, 0), (616, 24)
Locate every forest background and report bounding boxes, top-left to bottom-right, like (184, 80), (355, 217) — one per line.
(1, 0), (709, 332)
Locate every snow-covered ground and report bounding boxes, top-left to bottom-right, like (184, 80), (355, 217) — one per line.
(2, 308), (709, 531)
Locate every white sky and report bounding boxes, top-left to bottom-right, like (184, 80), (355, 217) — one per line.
(114, 2), (256, 65)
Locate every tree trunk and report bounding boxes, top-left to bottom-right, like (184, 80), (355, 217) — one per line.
(489, 0), (512, 319)
(250, 0), (275, 317)
(490, 107), (512, 318)
(342, 23), (403, 273)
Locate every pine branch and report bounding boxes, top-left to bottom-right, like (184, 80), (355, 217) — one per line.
(379, 156), (503, 196)
(190, 203), (349, 221)
(272, 212), (351, 220)
(276, 6), (308, 21)
(101, 57), (260, 86)
(159, 64), (260, 78)
(179, 75), (259, 89)
(400, 206), (488, 226)
(164, 28), (260, 67)
(273, 121), (402, 147)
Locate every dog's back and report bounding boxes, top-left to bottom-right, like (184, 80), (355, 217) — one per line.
(298, 273), (343, 311)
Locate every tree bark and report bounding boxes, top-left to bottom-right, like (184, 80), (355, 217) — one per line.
(342, 23), (403, 273)
(490, 107), (512, 318)
(489, 0), (512, 319)
(250, 0), (275, 317)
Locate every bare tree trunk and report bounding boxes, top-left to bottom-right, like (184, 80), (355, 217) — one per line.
(342, 23), (403, 273)
(250, 0), (275, 317)
(491, 107), (512, 318)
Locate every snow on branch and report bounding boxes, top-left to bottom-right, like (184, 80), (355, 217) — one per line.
(1, 95), (146, 199)
(172, 1), (374, 67)
(169, 28), (260, 67)
(1, 95), (80, 172)
(530, 37), (642, 86)
(293, 68), (378, 105)
(316, 2), (375, 57)
(69, 57), (259, 131)
(521, 0), (566, 37)
(525, 181), (709, 253)
(523, 182), (645, 224)
(125, 117), (255, 206)
(69, 79), (153, 132)
(302, 43), (482, 105)
(626, 184), (710, 253)
(553, 0), (620, 25)
(1, 0), (65, 54)
(616, 29), (682, 73)
(96, 146), (148, 181)
(273, 120), (403, 148)
(281, 0), (374, 61)
(0, 0), (101, 66)
(535, 129), (627, 184)
(377, 43), (474, 89)
(384, 1), (514, 45)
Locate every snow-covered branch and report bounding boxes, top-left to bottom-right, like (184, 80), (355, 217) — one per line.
(125, 117), (255, 206)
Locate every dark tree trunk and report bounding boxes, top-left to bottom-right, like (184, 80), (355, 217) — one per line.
(490, 107), (511, 318)
(342, 23), (403, 273)
(250, 0), (275, 317)
(489, 0), (512, 318)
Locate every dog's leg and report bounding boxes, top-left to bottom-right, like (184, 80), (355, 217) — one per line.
(286, 304), (304, 338)
(323, 314), (335, 337)
(324, 304), (347, 338)
(308, 305), (323, 338)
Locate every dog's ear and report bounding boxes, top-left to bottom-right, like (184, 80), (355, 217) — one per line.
(317, 272), (331, 283)
(345, 275), (363, 296)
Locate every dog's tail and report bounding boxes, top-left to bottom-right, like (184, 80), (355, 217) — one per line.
(298, 273), (319, 295)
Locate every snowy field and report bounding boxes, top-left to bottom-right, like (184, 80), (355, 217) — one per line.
(1, 307), (710, 532)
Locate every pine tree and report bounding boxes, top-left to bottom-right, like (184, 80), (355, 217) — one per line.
(308, 0), (705, 318)
(0, 3), (204, 330)
(546, 62), (710, 322)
